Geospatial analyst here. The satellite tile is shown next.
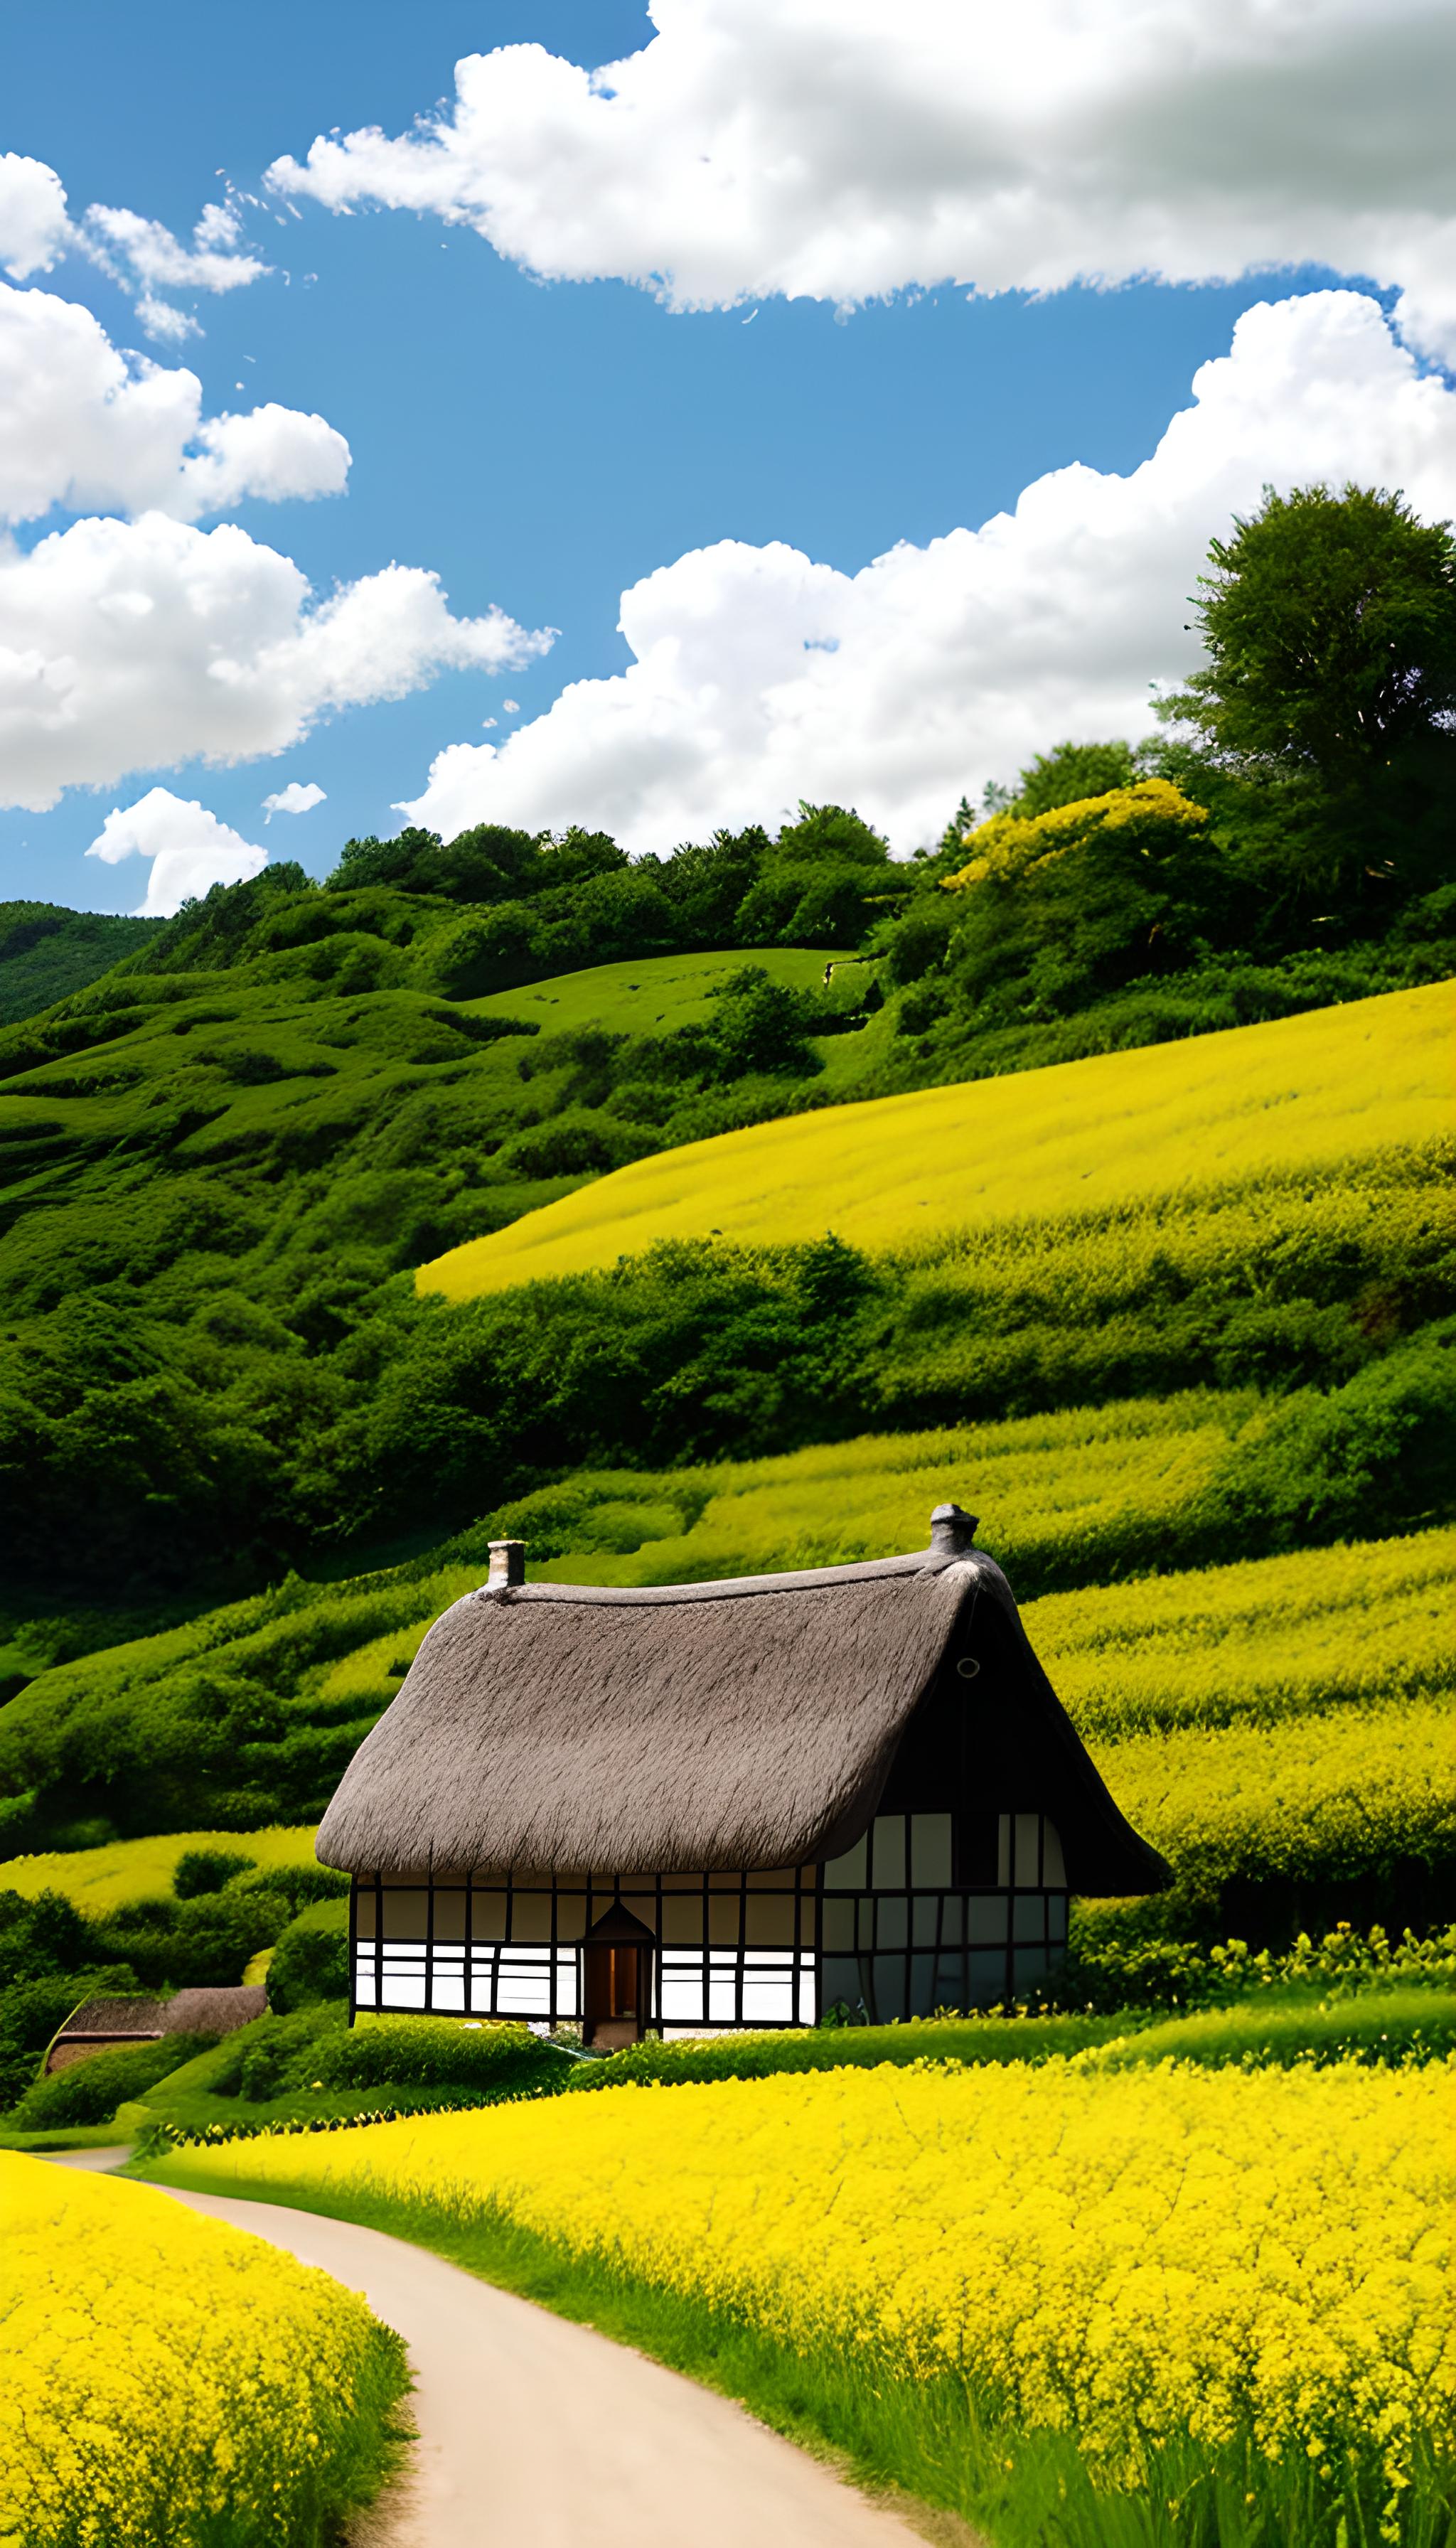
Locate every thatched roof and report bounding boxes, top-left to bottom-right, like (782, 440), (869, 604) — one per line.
(51, 1986), (267, 2047)
(163, 1986), (267, 2035)
(55, 1996), (165, 2041)
(318, 1512), (1166, 1895)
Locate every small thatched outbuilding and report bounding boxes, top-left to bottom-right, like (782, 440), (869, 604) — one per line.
(44, 1985), (267, 2074)
(318, 1505), (1167, 2045)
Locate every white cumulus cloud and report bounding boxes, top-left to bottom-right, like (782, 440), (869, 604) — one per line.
(269, 0), (1456, 360)
(0, 279), (350, 525)
(0, 512), (554, 811)
(87, 786), (269, 916)
(0, 151), (267, 339)
(262, 778), (326, 817)
(400, 291), (1456, 857)
(0, 153), (71, 279)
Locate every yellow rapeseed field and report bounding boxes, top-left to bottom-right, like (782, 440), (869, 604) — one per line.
(1027, 1526), (1456, 1739)
(177, 2060), (1453, 2513)
(0, 1822), (320, 1915)
(0, 2153), (405, 2548)
(1093, 1696), (1456, 1892)
(418, 979), (1455, 1298)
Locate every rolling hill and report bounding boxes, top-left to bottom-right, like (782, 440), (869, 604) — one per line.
(419, 978), (1455, 1298)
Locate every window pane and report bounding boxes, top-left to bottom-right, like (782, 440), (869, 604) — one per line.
(871, 1817), (906, 1889)
(821, 1833), (867, 1888)
(1014, 1814), (1041, 1886)
(745, 1893), (796, 1946)
(968, 1896), (1007, 1945)
(912, 1895), (941, 1947)
(1043, 1822), (1066, 1887)
(956, 1814), (998, 1886)
(872, 1954), (907, 2020)
(1013, 1893), (1046, 1942)
(997, 1816), (1011, 1886)
(381, 1888), (429, 1941)
(967, 1948), (1007, 2003)
(938, 1894), (964, 1945)
(509, 1892), (552, 1942)
(876, 1897), (908, 1952)
(821, 1897), (855, 1952)
(1049, 1895), (1069, 1942)
(911, 1814), (953, 1888)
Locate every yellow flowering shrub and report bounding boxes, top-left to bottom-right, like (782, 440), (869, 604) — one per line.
(938, 777), (1209, 892)
(176, 2060), (1453, 2511)
(0, 2153), (406, 2548)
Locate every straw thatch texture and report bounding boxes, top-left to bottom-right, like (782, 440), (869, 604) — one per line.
(53, 1997), (166, 2042)
(316, 1543), (1162, 1890)
(162, 1986), (267, 2035)
(318, 1550), (972, 1878)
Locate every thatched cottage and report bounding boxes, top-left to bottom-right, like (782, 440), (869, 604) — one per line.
(317, 1505), (1167, 2047)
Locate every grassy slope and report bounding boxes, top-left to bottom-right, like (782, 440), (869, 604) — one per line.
(0, 1823), (319, 1912)
(418, 978), (1455, 1297)
(0, 903), (164, 1027)
(465, 945), (850, 1037)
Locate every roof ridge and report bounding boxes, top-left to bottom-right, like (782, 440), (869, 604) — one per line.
(471, 1548), (985, 1608)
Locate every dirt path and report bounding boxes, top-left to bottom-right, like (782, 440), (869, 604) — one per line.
(152, 2183), (934, 2548)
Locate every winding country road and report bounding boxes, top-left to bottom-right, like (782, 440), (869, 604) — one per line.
(48, 2153), (935, 2548)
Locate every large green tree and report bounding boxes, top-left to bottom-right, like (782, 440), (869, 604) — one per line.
(1167, 483), (1456, 789)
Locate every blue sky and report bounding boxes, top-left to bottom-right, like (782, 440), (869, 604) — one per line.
(1, 1), (1450, 909)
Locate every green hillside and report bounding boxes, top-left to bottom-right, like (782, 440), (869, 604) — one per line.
(419, 979), (1453, 1296)
(0, 902), (164, 1027)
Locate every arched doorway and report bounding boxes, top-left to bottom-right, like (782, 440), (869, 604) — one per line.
(580, 1902), (655, 2050)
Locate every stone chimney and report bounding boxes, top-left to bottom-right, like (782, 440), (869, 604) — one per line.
(928, 1503), (978, 1558)
(486, 1538), (526, 1589)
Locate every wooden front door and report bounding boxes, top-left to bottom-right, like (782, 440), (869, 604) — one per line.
(580, 1904), (655, 2050)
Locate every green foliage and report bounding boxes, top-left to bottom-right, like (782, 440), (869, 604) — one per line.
(0, 1966), (140, 2110)
(569, 2013), (1120, 2092)
(173, 1848), (256, 1898)
(1008, 739), (1140, 818)
(1083, 1988), (1456, 2070)
(317, 2016), (564, 2096)
(1169, 483), (1456, 790)
(6, 2032), (210, 2130)
(0, 1873), (289, 1998)
(267, 1897), (350, 2011)
(0, 901), (164, 1027)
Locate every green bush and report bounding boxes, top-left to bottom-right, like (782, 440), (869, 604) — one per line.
(7, 2032), (209, 2129)
(316, 2015), (565, 2097)
(173, 1848), (256, 1897)
(569, 2013), (1120, 2092)
(267, 1899), (350, 2013)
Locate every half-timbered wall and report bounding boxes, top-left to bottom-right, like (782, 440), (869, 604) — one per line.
(353, 1865), (818, 2030)
(352, 1808), (1068, 2029)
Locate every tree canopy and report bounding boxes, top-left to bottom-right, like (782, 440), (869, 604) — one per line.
(1166, 483), (1456, 789)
